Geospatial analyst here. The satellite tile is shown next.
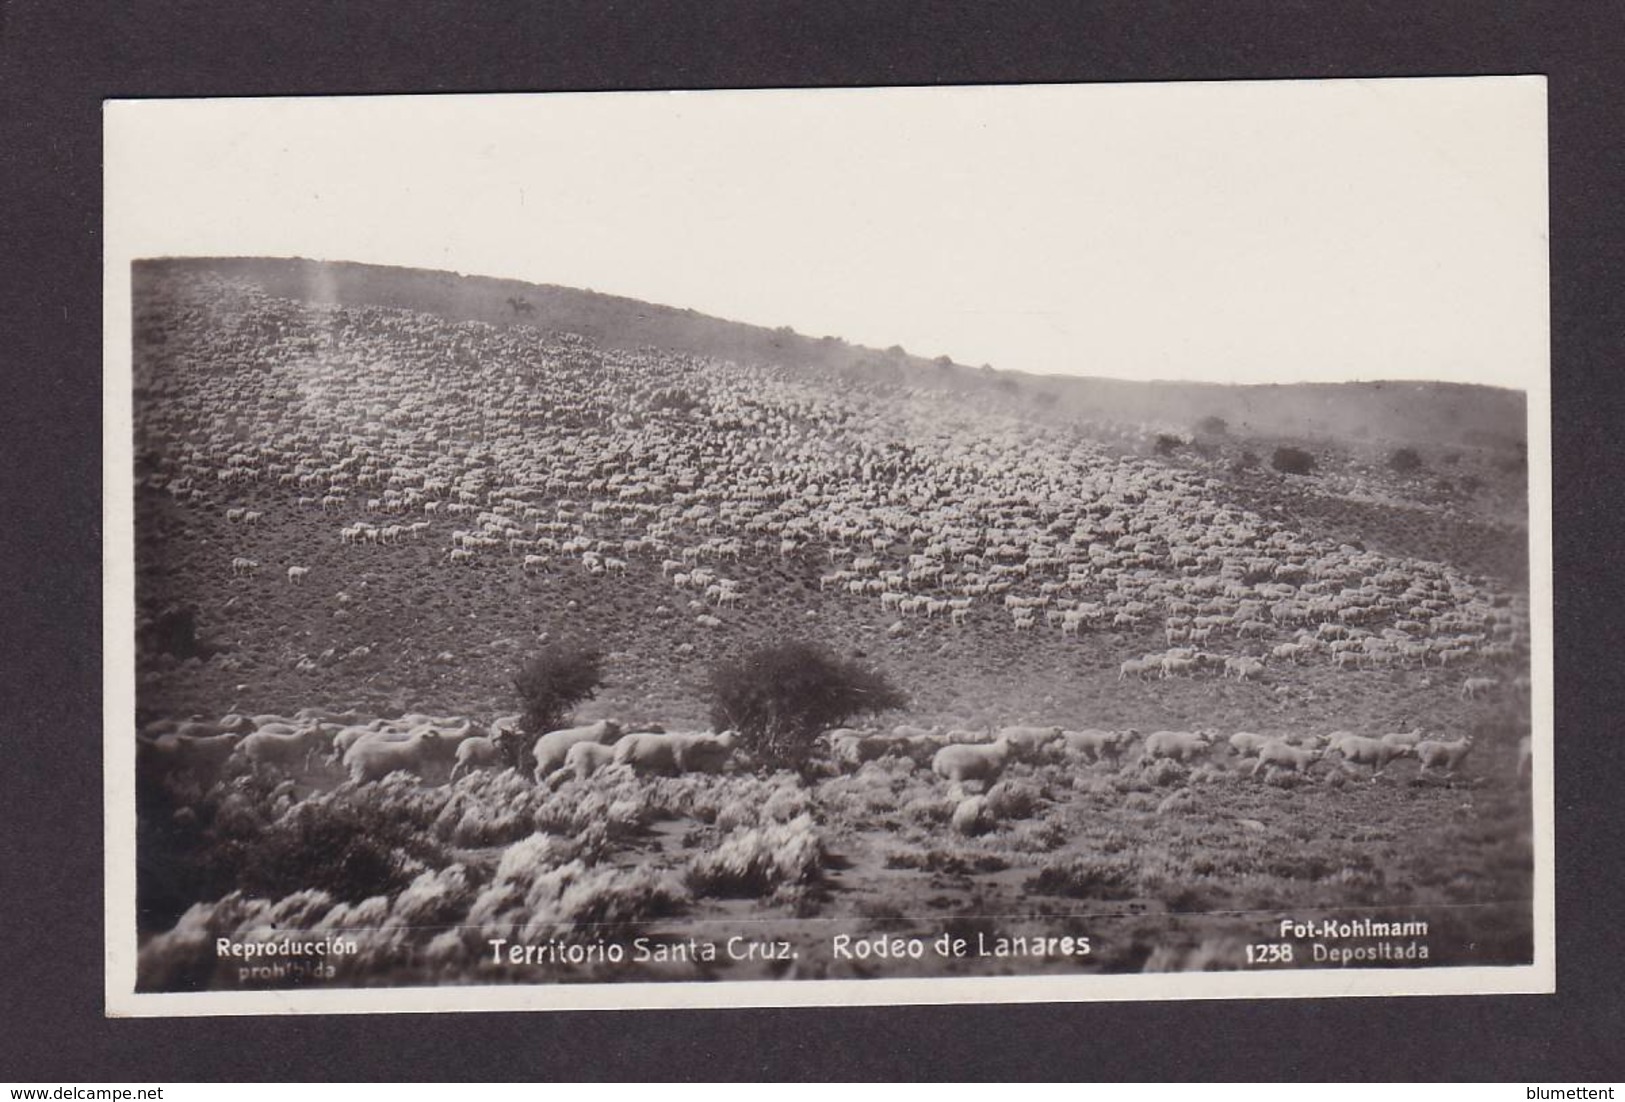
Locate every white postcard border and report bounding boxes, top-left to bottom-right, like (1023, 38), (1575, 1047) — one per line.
(103, 80), (1555, 1017)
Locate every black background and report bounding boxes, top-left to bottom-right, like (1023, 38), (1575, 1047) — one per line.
(3, 0), (1621, 1082)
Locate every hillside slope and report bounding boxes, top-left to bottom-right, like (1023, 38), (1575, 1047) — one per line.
(136, 257), (1528, 449)
(131, 260), (1528, 729)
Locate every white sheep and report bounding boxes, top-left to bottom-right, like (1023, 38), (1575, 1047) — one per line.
(449, 736), (505, 782)
(1227, 731), (1273, 758)
(1414, 736), (1474, 776)
(1141, 730), (1214, 763)
(1223, 656), (1266, 681)
(326, 721), (399, 763)
(997, 725), (1062, 756)
(232, 724), (325, 772)
(561, 739), (618, 780)
(612, 730), (736, 775)
(1060, 727), (1133, 764)
(1379, 727), (1426, 752)
(345, 730), (447, 785)
(1325, 732), (1406, 774)
(931, 738), (1013, 784)
(1250, 738), (1320, 777)
(531, 719), (623, 780)
(951, 795), (992, 836)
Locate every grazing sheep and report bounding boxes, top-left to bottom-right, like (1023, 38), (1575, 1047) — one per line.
(1227, 731), (1273, 758)
(931, 737), (1013, 785)
(286, 565), (310, 584)
(1414, 736), (1474, 777)
(326, 721), (403, 763)
(1250, 738), (1320, 777)
(1160, 654), (1199, 678)
(232, 724), (326, 772)
(345, 730), (446, 785)
(1461, 677), (1500, 700)
(950, 795), (992, 836)
(1223, 656), (1266, 681)
(996, 725), (1062, 756)
(531, 719), (623, 780)
(1118, 657), (1153, 681)
(1142, 730), (1214, 763)
(1379, 727), (1426, 752)
(612, 730), (736, 775)
(561, 739), (618, 780)
(1324, 732), (1407, 774)
(1271, 642), (1308, 664)
(449, 736), (505, 782)
(1060, 727), (1133, 764)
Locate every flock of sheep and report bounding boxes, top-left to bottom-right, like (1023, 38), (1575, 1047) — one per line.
(124, 266), (1541, 989)
(137, 710), (731, 791)
(134, 271), (1531, 811)
(138, 698), (1506, 818)
(834, 720), (1490, 783)
(135, 272), (1528, 700)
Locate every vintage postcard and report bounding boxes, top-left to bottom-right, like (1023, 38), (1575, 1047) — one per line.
(104, 78), (1552, 1015)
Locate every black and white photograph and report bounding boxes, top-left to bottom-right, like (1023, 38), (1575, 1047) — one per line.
(104, 79), (1553, 1014)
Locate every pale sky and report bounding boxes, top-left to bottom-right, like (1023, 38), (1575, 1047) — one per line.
(104, 78), (1548, 387)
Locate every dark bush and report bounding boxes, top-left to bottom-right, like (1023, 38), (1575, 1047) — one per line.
(514, 645), (605, 736)
(1024, 855), (1139, 900)
(1271, 446), (1317, 475)
(1232, 450), (1260, 472)
(1388, 447), (1423, 474)
(1195, 415), (1229, 436)
(222, 789), (451, 904)
(709, 641), (907, 773)
(1154, 434), (1183, 457)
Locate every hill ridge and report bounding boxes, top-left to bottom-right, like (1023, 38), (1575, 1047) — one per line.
(133, 255), (1526, 449)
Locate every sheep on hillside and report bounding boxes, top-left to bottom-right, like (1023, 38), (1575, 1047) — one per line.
(931, 738), (1012, 785)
